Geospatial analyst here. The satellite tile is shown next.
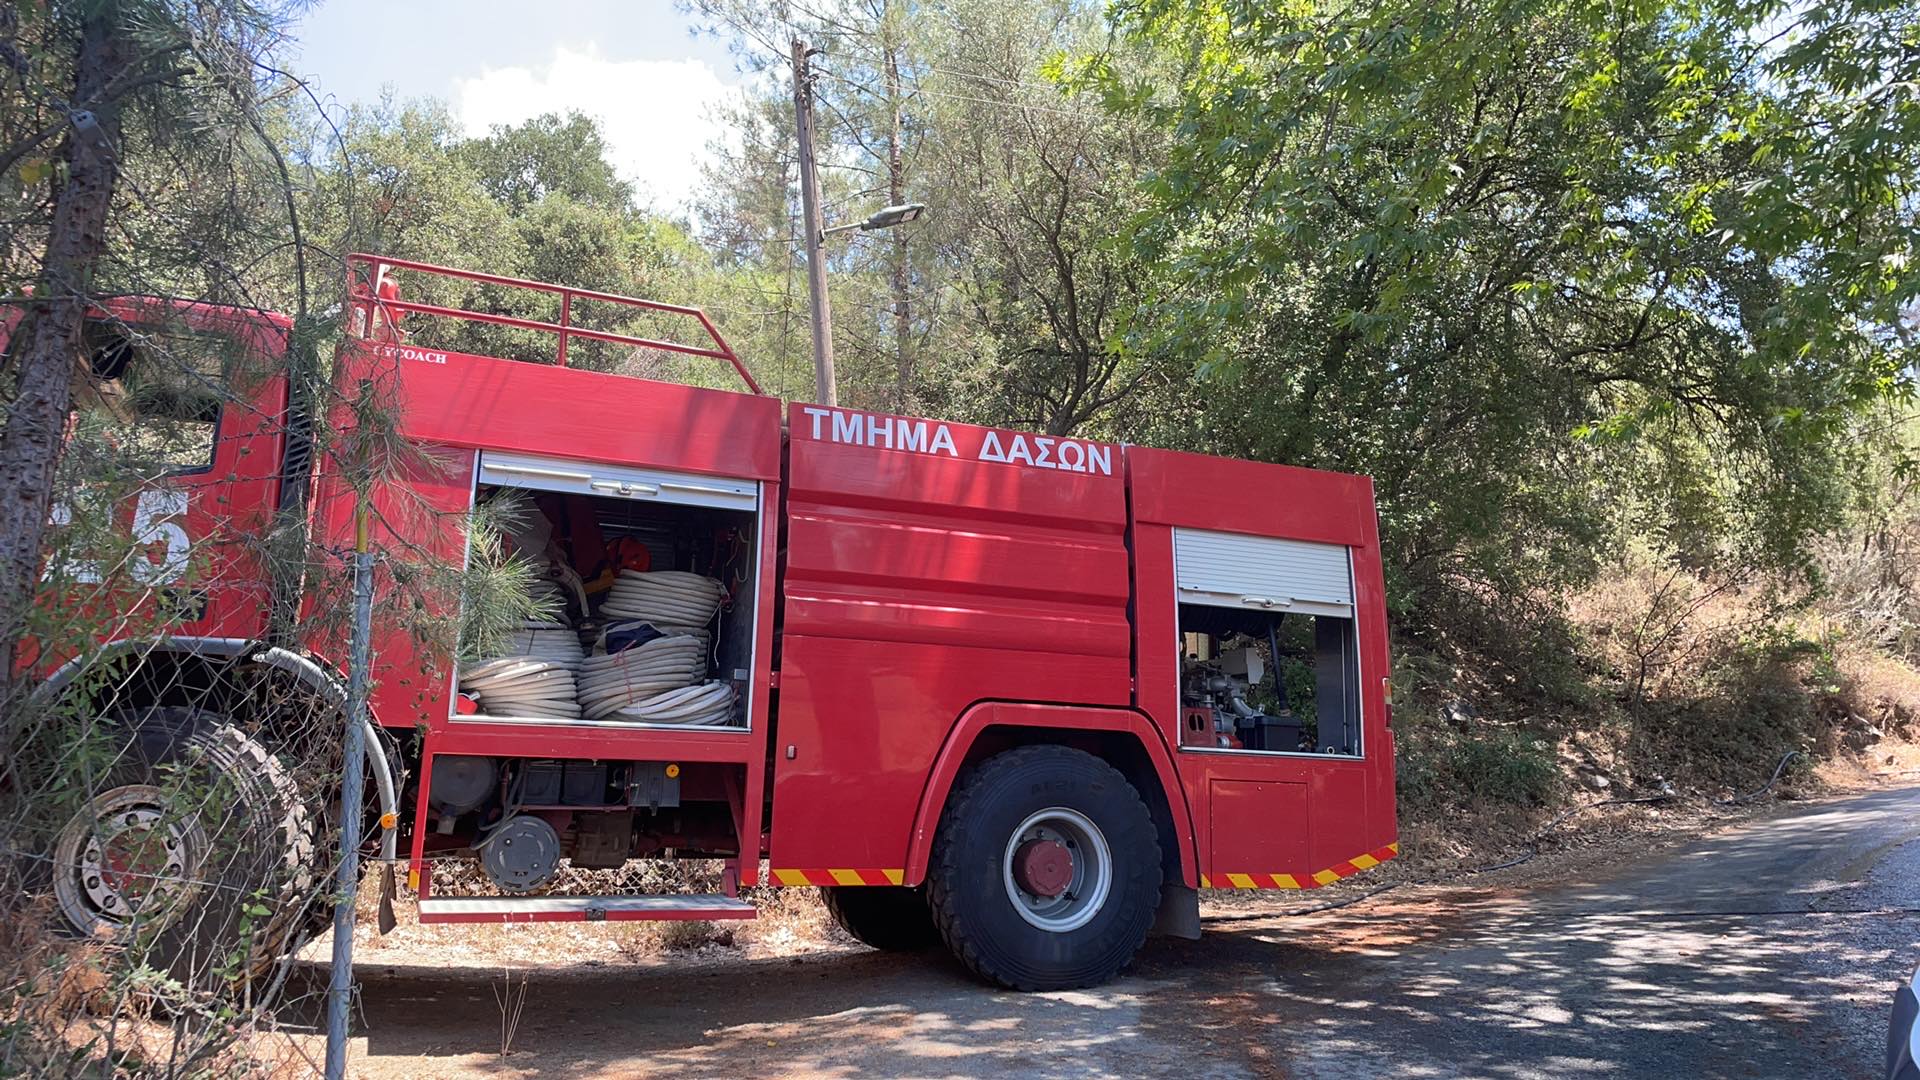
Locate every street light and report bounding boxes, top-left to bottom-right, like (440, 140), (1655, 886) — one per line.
(822, 203), (927, 237)
(794, 39), (930, 405)
(798, 190), (927, 405)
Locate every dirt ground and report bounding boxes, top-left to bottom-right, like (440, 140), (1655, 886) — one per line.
(240, 748), (1920, 1078)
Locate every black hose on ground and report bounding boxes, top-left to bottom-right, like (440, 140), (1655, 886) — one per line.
(1714, 749), (1808, 806)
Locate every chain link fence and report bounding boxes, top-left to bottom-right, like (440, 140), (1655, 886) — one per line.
(0, 298), (454, 1077)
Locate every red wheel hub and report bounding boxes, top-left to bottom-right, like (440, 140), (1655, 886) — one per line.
(100, 824), (169, 903)
(1012, 838), (1073, 898)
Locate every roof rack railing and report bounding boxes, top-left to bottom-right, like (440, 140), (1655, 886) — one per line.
(345, 252), (762, 395)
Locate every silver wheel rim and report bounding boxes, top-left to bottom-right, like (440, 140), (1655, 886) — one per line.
(1002, 806), (1111, 933)
(51, 784), (206, 937)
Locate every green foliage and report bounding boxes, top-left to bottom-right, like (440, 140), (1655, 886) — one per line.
(1098, 0), (1918, 619)
(305, 100), (522, 301)
(459, 111), (634, 214)
(1397, 724), (1561, 813)
(690, 0), (1169, 421)
(454, 494), (557, 663)
(298, 103), (743, 375)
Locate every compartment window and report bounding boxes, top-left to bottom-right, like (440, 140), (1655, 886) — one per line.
(1173, 529), (1361, 756)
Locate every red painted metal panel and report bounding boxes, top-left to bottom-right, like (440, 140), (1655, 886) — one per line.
(22, 299), (289, 673)
(1306, 760), (1375, 871)
(335, 340), (783, 482)
(1129, 446), (1377, 546)
(770, 405), (1134, 873)
(1208, 779), (1308, 876)
(147, 305), (288, 642)
(1125, 446), (1397, 885)
(308, 443), (475, 732)
(775, 638), (1137, 869)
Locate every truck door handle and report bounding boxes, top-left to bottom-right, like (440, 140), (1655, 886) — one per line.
(590, 479), (660, 498)
(1240, 596), (1294, 609)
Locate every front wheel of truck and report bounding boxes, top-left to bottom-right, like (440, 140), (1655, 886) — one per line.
(926, 745), (1162, 990)
(41, 707), (319, 992)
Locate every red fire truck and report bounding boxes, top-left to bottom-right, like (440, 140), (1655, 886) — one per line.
(27, 255), (1397, 990)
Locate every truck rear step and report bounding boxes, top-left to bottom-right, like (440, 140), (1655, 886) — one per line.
(417, 895), (756, 924)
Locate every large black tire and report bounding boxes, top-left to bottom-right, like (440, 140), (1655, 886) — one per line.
(926, 745), (1162, 991)
(45, 707), (317, 993)
(822, 885), (940, 952)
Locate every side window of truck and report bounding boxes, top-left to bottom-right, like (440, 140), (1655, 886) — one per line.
(1173, 529), (1363, 756)
(72, 321), (232, 474)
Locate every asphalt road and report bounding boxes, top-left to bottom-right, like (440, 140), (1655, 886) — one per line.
(338, 785), (1920, 1078)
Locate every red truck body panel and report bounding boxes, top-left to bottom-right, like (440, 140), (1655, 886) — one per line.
(336, 340), (783, 481)
(1129, 448), (1399, 885)
(768, 422), (1398, 888)
(311, 341), (785, 739)
(14, 297), (288, 673)
(308, 341), (785, 887)
(770, 405), (1135, 879)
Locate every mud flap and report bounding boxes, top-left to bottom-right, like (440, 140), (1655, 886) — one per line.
(1151, 883), (1201, 939)
(377, 863), (397, 935)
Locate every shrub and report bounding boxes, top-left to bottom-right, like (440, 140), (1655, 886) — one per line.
(1396, 721), (1559, 814)
(1447, 730), (1561, 807)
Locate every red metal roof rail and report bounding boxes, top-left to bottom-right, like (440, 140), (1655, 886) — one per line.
(345, 252), (763, 395)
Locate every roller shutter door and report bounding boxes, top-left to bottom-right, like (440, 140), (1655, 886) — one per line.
(1173, 528), (1353, 619)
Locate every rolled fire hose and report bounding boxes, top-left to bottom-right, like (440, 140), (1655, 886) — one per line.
(463, 570), (730, 722)
(456, 570), (589, 717)
(506, 624), (585, 667)
(601, 571), (725, 626)
(460, 652), (580, 718)
(575, 635), (707, 719)
(610, 681), (738, 726)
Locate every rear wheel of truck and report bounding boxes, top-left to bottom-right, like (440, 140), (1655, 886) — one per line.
(822, 885), (940, 951)
(43, 707), (318, 992)
(926, 745), (1162, 990)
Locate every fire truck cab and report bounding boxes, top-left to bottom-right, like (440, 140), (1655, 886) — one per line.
(31, 255), (1397, 991)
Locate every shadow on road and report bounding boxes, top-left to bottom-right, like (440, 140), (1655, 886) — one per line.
(306, 788), (1920, 1079)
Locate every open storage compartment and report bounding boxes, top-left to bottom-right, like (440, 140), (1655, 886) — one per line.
(457, 450), (760, 732)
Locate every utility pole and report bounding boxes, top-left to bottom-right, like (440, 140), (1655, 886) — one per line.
(883, 32), (911, 408)
(791, 38), (836, 406)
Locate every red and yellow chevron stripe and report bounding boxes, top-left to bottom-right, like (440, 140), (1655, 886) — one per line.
(770, 868), (905, 886)
(1201, 841), (1398, 890)
(772, 841), (1400, 891)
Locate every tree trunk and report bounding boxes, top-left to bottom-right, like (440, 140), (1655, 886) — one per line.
(885, 38), (911, 409)
(0, 4), (135, 716)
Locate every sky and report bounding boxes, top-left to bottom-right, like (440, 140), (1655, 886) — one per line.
(286, 0), (754, 214)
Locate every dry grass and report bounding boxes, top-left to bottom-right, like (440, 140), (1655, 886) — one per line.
(1826, 638), (1920, 731)
(1395, 543), (1920, 862)
(0, 916), (323, 1080)
(1560, 558), (1833, 793)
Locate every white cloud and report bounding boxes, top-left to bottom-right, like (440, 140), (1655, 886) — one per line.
(454, 44), (734, 215)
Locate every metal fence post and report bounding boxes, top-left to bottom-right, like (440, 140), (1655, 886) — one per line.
(324, 521), (375, 1079)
